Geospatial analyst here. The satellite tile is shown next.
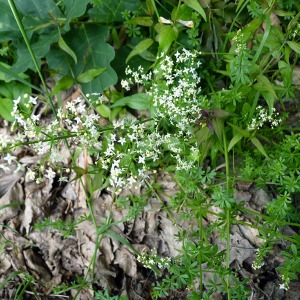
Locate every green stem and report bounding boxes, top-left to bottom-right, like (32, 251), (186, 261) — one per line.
(223, 128), (231, 299)
(8, 0), (57, 119)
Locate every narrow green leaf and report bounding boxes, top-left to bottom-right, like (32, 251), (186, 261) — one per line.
(0, 202), (24, 211)
(261, 91), (274, 115)
(0, 98), (14, 121)
(183, 0), (206, 21)
(77, 68), (106, 83)
(58, 36), (77, 64)
(227, 123), (250, 137)
(250, 137), (269, 158)
(212, 118), (223, 142)
(155, 23), (178, 54)
(73, 166), (87, 175)
(50, 76), (75, 96)
(254, 74), (277, 99)
(125, 16), (153, 26)
(228, 133), (243, 152)
(95, 104), (111, 118)
(126, 38), (154, 63)
(110, 93), (151, 110)
(287, 41), (300, 54)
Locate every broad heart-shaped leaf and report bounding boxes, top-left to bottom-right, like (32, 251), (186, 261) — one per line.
(0, 1), (21, 42)
(46, 24), (117, 94)
(88, 0), (141, 23)
(63, 0), (91, 31)
(11, 30), (59, 74)
(12, 0), (63, 19)
(110, 93), (151, 110)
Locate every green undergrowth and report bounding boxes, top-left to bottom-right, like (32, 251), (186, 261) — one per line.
(1, 0), (300, 299)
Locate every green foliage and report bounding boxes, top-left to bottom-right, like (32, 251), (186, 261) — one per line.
(34, 217), (78, 238)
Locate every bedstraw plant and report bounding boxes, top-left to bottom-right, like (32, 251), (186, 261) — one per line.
(1, 0), (300, 299)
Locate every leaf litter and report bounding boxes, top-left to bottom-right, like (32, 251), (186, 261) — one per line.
(0, 102), (299, 300)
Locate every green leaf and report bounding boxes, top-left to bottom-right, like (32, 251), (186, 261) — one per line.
(87, 0), (141, 23)
(73, 166), (87, 175)
(228, 133), (243, 152)
(183, 0), (206, 21)
(110, 93), (151, 110)
(13, 0), (63, 19)
(95, 104), (111, 118)
(250, 137), (269, 158)
(58, 36), (77, 64)
(126, 38), (154, 63)
(155, 23), (178, 54)
(227, 123), (250, 137)
(125, 16), (153, 26)
(212, 118), (223, 142)
(254, 74), (277, 99)
(0, 1), (21, 42)
(287, 41), (300, 54)
(50, 76), (75, 96)
(0, 98), (14, 121)
(12, 30), (59, 74)
(278, 61), (292, 87)
(46, 24), (117, 94)
(63, 0), (91, 31)
(77, 68), (107, 83)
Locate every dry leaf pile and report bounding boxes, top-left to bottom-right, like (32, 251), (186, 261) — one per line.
(0, 113), (299, 300)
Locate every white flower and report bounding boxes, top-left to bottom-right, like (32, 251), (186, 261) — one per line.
(29, 96), (38, 105)
(3, 153), (17, 165)
(26, 168), (36, 181)
(45, 167), (56, 180)
(138, 155), (145, 164)
(279, 283), (288, 290)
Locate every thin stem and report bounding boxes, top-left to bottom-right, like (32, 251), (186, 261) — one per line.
(223, 128), (231, 299)
(8, 0), (57, 118)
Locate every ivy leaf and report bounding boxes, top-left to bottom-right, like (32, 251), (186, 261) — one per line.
(63, 0), (91, 31)
(47, 24), (117, 94)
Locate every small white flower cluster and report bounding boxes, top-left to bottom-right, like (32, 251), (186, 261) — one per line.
(150, 49), (203, 136)
(232, 29), (247, 55)
(279, 274), (290, 291)
(138, 248), (171, 270)
(247, 106), (282, 130)
(251, 249), (264, 270)
(121, 49), (204, 172)
(2, 49), (203, 193)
